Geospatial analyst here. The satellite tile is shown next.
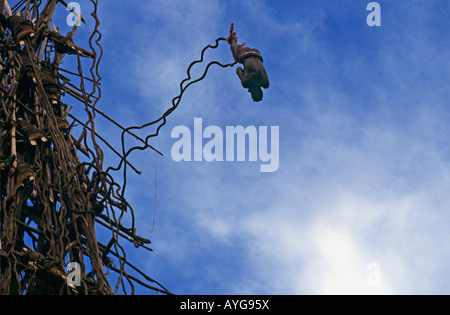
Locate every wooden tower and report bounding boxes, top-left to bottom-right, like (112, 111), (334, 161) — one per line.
(0, 0), (170, 295)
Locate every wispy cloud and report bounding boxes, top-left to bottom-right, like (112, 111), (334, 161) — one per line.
(93, 1), (450, 295)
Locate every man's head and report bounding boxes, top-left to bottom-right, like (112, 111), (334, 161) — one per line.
(249, 86), (263, 102)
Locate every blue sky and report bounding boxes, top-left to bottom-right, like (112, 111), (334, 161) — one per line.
(55, 0), (450, 294)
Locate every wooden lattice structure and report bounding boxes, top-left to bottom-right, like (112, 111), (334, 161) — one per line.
(0, 0), (172, 295)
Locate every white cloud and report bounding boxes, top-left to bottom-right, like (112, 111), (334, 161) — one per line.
(238, 185), (450, 295)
